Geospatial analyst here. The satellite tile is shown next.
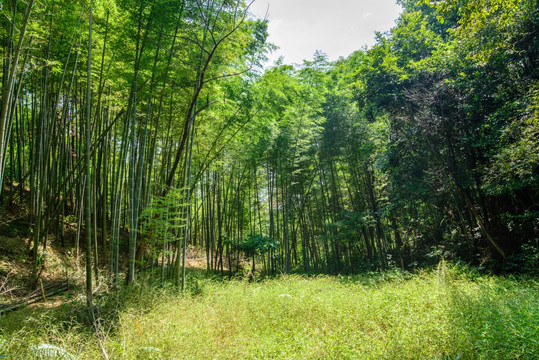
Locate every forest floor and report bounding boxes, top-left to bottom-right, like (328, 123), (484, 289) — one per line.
(0, 263), (538, 359)
(0, 196), (85, 308)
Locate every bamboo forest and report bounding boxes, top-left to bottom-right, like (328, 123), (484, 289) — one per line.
(0, 0), (538, 359)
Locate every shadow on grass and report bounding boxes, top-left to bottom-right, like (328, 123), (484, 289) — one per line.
(444, 275), (539, 359)
(0, 266), (217, 358)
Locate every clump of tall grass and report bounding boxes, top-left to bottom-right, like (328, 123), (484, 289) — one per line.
(1, 263), (537, 359)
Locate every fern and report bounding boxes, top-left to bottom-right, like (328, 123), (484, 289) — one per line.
(30, 344), (77, 360)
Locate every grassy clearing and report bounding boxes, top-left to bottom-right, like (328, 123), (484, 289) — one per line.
(1, 263), (538, 359)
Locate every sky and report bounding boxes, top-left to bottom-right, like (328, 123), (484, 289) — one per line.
(249, 0), (403, 66)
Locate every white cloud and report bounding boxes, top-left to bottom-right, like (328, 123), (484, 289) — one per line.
(249, 0), (402, 65)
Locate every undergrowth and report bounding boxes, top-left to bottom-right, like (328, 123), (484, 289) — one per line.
(0, 263), (537, 359)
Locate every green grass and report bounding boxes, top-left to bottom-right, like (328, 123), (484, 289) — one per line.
(1, 263), (538, 359)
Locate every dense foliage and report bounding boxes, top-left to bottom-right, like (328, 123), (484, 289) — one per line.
(0, 0), (537, 303)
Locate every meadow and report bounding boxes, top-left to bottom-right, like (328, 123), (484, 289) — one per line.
(1, 263), (538, 359)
